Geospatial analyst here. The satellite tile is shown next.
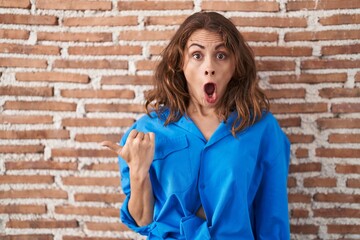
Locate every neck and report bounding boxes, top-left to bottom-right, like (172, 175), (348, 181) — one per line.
(188, 102), (218, 119)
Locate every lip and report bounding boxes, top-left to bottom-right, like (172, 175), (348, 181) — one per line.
(203, 82), (217, 104)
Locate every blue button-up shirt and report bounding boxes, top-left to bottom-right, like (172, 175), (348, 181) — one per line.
(118, 110), (290, 239)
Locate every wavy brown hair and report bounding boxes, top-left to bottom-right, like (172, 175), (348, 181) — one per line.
(145, 12), (269, 135)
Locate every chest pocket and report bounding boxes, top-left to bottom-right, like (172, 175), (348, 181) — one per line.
(151, 135), (193, 194)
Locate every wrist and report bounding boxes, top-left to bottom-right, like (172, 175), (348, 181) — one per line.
(129, 169), (150, 182)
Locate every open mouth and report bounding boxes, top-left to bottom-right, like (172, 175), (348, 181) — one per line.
(204, 82), (215, 97)
(204, 82), (217, 104)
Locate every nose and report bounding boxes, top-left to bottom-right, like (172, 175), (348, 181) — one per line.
(205, 70), (215, 76)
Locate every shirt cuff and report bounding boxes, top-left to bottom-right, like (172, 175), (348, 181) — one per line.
(120, 195), (155, 235)
(180, 214), (211, 240)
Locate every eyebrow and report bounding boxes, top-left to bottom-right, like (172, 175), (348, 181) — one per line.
(188, 43), (226, 50)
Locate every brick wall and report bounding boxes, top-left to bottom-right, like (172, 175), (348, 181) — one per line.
(0, 0), (359, 239)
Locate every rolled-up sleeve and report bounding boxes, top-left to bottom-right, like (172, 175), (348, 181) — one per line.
(118, 126), (155, 235)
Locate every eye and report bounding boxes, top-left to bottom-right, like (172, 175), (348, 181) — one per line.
(192, 52), (202, 60)
(216, 52), (227, 60)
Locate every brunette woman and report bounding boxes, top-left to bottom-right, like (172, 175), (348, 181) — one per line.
(102, 11), (290, 239)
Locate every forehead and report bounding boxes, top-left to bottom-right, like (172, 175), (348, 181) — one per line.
(187, 29), (224, 46)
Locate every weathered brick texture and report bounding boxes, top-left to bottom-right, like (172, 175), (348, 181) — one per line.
(0, 0), (359, 239)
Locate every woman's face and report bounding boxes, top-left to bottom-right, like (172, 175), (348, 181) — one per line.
(182, 29), (235, 108)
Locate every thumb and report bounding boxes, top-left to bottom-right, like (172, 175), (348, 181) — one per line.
(100, 141), (123, 156)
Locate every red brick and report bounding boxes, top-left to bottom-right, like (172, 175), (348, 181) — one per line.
(327, 224), (360, 234)
(286, 30), (360, 41)
(287, 134), (314, 144)
(75, 193), (125, 203)
(277, 117), (301, 127)
(291, 209), (309, 218)
(0, 130), (69, 139)
(295, 148), (309, 158)
(37, 32), (112, 42)
(319, 88), (360, 98)
(331, 103), (360, 113)
(68, 45), (142, 56)
(317, 118), (360, 129)
(62, 117), (134, 127)
(118, 1), (193, 10)
(314, 208), (360, 218)
(0, 145), (44, 154)
(301, 59), (360, 69)
(256, 60), (296, 71)
(0, 204), (46, 214)
(243, 32), (278, 42)
(4, 101), (76, 111)
(0, 29), (29, 40)
(356, 72), (360, 82)
(75, 133), (121, 143)
(0, 0), (30, 8)
(303, 177), (337, 188)
(322, 44), (360, 56)
(320, 14), (360, 25)
(314, 193), (360, 203)
(329, 134), (360, 143)
(62, 176), (119, 187)
(55, 205), (119, 217)
(288, 193), (311, 203)
(202, 1), (279, 12)
(149, 45), (166, 55)
(290, 163), (321, 173)
(85, 103), (144, 113)
(0, 115), (53, 124)
(231, 17), (307, 28)
(6, 160), (77, 171)
(85, 222), (129, 232)
(316, 148), (360, 158)
(54, 59), (127, 69)
(0, 86), (53, 97)
(101, 75), (153, 85)
(290, 224), (319, 234)
(145, 15), (188, 26)
(0, 175), (54, 184)
(16, 72), (89, 83)
(82, 162), (118, 172)
(0, 43), (60, 55)
(61, 89), (135, 99)
(271, 103), (328, 114)
(7, 219), (77, 228)
(347, 179), (360, 188)
(51, 148), (117, 158)
(136, 60), (159, 71)
(0, 235), (53, 240)
(0, 14), (57, 25)
(0, 189), (67, 199)
(265, 89), (306, 99)
(64, 16), (138, 26)
(287, 177), (297, 188)
(120, 30), (175, 41)
(252, 46), (312, 56)
(63, 237), (127, 240)
(0, 57), (47, 68)
(336, 164), (360, 174)
(287, 0), (360, 11)
(37, 0), (111, 10)
(269, 73), (347, 84)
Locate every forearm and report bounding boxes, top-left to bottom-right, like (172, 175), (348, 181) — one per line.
(128, 172), (154, 226)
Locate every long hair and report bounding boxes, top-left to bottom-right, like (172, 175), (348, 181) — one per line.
(145, 12), (269, 135)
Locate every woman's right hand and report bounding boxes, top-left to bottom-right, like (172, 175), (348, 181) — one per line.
(101, 129), (155, 176)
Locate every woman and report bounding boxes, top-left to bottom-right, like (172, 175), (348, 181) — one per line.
(102, 12), (290, 239)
